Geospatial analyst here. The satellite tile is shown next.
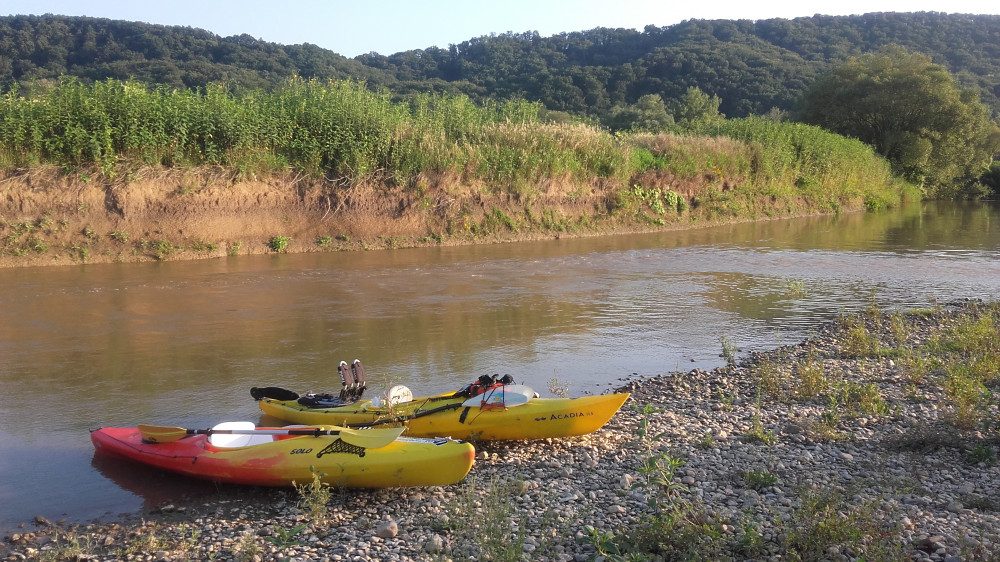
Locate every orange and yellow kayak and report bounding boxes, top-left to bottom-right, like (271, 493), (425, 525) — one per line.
(255, 388), (630, 441)
(90, 424), (475, 488)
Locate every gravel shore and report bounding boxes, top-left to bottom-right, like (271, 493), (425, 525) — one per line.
(4, 300), (999, 561)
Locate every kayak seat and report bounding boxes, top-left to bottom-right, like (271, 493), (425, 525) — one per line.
(351, 359), (367, 400)
(298, 358), (368, 407)
(338, 361), (356, 402)
(298, 393), (345, 407)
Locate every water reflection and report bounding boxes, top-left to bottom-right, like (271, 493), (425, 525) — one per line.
(90, 453), (221, 513)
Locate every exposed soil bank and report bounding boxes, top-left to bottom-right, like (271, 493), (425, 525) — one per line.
(0, 166), (823, 269)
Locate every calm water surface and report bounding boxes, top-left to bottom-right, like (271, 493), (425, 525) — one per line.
(1, 201), (999, 531)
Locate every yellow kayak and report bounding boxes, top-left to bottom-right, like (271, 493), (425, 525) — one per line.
(253, 380), (630, 441)
(92, 423), (475, 488)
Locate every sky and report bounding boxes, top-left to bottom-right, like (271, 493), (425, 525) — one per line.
(3, 0), (999, 58)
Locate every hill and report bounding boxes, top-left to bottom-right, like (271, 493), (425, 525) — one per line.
(0, 14), (394, 90)
(2, 12), (999, 119)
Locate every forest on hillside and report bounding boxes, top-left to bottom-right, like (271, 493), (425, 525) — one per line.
(2, 12), (999, 121)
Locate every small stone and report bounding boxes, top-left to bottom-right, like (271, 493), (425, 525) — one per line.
(425, 534), (444, 553)
(961, 536), (981, 549)
(375, 520), (398, 538)
(915, 536), (946, 552)
(782, 423), (803, 435)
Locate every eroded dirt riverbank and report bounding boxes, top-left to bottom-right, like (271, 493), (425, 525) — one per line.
(1, 165), (834, 269)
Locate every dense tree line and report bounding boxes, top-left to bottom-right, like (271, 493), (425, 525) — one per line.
(2, 12), (1000, 122)
(362, 12), (1000, 119)
(0, 14), (393, 92)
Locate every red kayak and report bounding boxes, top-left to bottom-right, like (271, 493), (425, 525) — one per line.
(90, 423), (475, 488)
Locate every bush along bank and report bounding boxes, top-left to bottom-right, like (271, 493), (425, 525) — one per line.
(0, 78), (914, 268)
(3, 299), (999, 560)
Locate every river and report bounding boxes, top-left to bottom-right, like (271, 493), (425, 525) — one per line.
(1, 201), (998, 532)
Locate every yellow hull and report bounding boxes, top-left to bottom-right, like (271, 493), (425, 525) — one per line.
(258, 393), (630, 441)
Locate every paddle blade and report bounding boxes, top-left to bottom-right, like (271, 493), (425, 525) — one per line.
(462, 388), (531, 408)
(501, 384), (537, 400)
(137, 425), (189, 443)
(336, 426), (406, 449)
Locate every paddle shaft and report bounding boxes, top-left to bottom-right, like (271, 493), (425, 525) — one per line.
(345, 402), (462, 428)
(138, 424), (405, 448)
(188, 428), (347, 437)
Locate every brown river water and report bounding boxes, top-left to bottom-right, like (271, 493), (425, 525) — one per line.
(1, 201), (999, 531)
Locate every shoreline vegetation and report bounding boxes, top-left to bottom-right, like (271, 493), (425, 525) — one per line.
(0, 78), (916, 269)
(3, 299), (999, 560)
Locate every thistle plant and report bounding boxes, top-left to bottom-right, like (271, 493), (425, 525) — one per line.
(293, 466), (331, 523)
(720, 335), (738, 367)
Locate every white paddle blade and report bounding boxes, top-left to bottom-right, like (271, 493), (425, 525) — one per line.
(212, 421), (257, 430)
(500, 384), (538, 400)
(462, 387), (532, 408)
(209, 421), (266, 447)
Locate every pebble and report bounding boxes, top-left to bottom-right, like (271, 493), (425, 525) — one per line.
(375, 519), (398, 538)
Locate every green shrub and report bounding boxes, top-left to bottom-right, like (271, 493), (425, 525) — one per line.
(268, 235), (291, 252)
